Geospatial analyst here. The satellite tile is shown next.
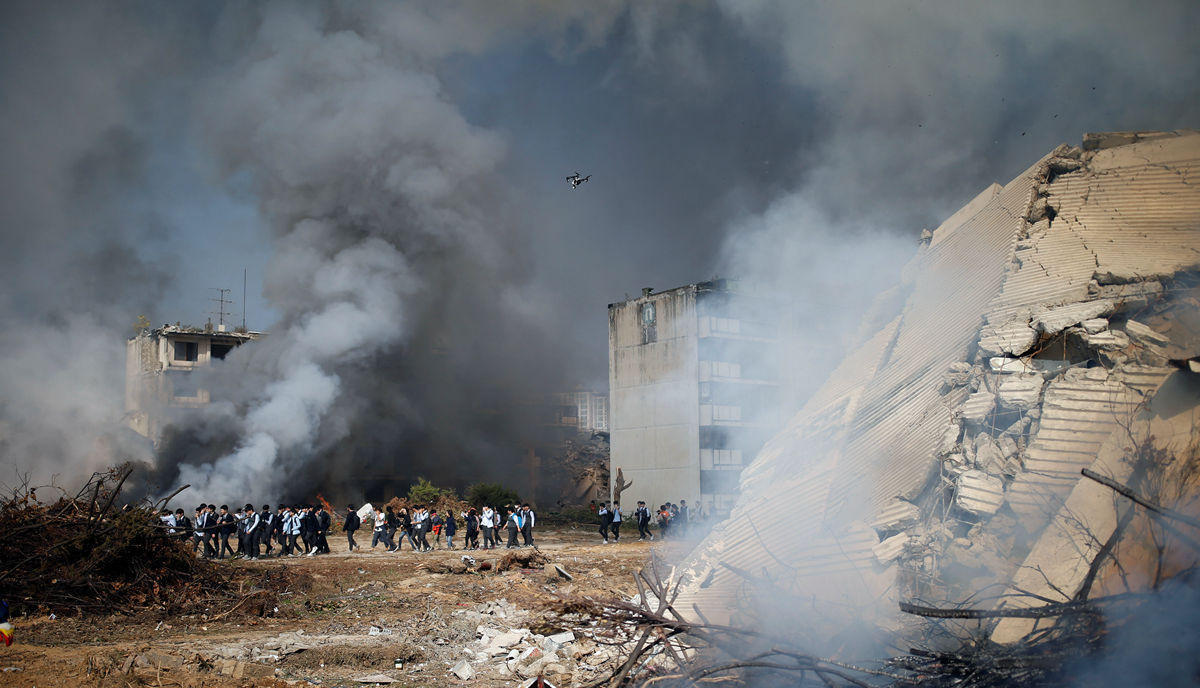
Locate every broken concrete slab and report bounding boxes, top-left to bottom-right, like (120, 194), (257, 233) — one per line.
(871, 500), (921, 532)
(978, 321), (1038, 357)
(1032, 299), (1115, 336)
(955, 470), (1005, 515)
(872, 532), (909, 565)
(1081, 318), (1108, 334)
(997, 375), (1043, 411)
(1083, 328), (1131, 351)
(1125, 319), (1170, 347)
(547, 631), (575, 645)
(961, 389), (996, 424)
(449, 660), (474, 680)
(988, 357), (1038, 374)
(973, 435), (1007, 475)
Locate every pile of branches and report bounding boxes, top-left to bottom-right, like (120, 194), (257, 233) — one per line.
(545, 558), (903, 687)
(0, 466), (308, 618)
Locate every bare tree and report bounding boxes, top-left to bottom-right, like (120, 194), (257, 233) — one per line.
(612, 467), (633, 505)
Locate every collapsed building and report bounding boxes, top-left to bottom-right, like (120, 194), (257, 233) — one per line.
(671, 131), (1200, 646)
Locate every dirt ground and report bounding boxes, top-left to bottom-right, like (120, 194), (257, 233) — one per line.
(1, 525), (694, 688)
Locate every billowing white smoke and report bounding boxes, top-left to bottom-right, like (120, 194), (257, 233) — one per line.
(175, 4), (506, 498)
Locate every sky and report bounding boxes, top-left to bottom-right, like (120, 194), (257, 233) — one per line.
(0, 1), (1198, 500)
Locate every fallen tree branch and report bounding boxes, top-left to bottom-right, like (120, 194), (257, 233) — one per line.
(1082, 467), (1200, 530)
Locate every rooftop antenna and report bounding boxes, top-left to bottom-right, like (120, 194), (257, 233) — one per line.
(209, 288), (234, 329)
(242, 268), (248, 332)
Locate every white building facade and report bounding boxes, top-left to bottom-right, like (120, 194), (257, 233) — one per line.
(608, 280), (781, 515)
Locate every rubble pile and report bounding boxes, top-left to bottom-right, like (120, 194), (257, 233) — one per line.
(0, 466), (308, 618)
(544, 432), (610, 509)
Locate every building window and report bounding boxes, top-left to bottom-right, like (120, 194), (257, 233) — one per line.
(211, 342), (234, 360)
(640, 302), (657, 344)
(173, 340), (198, 362)
(712, 405), (742, 421)
(710, 361), (741, 378)
(711, 317), (741, 334)
(713, 449), (743, 466)
(576, 392), (590, 429)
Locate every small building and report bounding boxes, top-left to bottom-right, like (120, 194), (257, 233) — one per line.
(608, 280), (782, 515)
(125, 323), (260, 442)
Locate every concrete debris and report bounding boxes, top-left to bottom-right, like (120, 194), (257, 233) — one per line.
(1124, 319), (1170, 347)
(353, 674), (397, 684)
(996, 375), (1043, 411)
(960, 389), (996, 424)
(547, 631), (575, 645)
(955, 470), (1005, 515)
(978, 321), (1038, 357)
(988, 357), (1036, 374)
(1032, 299), (1115, 335)
(938, 421), (962, 455)
(1081, 318), (1108, 334)
(214, 658), (276, 679)
(1082, 328), (1131, 351)
(450, 660), (474, 680)
(872, 532), (909, 565)
(871, 499), (922, 532)
(972, 434), (1007, 476)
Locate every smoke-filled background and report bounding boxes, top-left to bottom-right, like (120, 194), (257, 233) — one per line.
(1, 1), (1198, 502)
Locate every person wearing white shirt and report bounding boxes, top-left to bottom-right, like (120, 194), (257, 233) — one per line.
(481, 507), (497, 549)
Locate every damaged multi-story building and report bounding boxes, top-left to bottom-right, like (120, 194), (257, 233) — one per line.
(608, 280), (784, 514)
(673, 131), (1200, 644)
(125, 323), (259, 443)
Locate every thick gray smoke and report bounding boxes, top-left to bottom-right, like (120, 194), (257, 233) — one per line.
(0, 1), (1197, 505)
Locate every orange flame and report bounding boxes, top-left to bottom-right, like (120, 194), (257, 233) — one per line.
(315, 493), (334, 514)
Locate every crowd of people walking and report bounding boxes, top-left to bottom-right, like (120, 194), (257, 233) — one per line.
(161, 495), (703, 559)
(161, 503), (332, 560)
(349, 503), (539, 552)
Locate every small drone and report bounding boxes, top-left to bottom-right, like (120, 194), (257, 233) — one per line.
(566, 172), (591, 189)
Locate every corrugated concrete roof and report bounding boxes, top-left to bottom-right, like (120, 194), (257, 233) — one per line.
(674, 154), (1048, 622)
(1005, 372), (1164, 526)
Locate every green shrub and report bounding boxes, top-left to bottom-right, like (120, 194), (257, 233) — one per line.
(466, 482), (522, 508)
(407, 477), (454, 505)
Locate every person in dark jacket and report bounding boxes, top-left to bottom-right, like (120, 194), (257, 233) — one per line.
(598, 502), (613, 544)
(443, 511), (457, 549)
(259, 505), (275, 557)
(344, 504), (361, 551)
(174, 509), (192, 543)
(387, 506), (400, 551)
(316, 506), (331, 554)
(464, 508), (479, 550)
(520, 504), (535, 547)
(504, 507), (520, 548)
(300, 506), (318, 554)
(218, 505), (236, 558)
